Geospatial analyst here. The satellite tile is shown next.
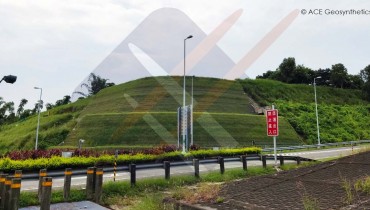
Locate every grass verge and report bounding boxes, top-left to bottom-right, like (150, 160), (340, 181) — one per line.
(19, 166), (275, 208)
(19, 162), (320, 208)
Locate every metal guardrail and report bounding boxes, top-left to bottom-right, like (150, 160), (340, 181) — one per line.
(262, 140), (370, 152)
(20, 155), (313, 179)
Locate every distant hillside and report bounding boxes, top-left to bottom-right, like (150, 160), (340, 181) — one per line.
(239, 79), (370, 143)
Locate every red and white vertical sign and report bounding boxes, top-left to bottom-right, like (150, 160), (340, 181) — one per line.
(266, 109), (279, 136)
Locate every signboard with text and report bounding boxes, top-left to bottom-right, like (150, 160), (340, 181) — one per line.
(266, 109), (279, 136)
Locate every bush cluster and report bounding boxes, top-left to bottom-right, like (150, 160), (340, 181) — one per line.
(0, 147), (261, 171)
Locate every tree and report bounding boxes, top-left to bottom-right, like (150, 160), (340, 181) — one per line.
(32, 100), (43, 115)
(74, 73), (115, 97)
(45, 103), (54, 110)
(346, 74), (364, 89)
(279, 57), (296, 83)
(291, 65), (314, 84)
(17, 99), (28, 117)
(315, 68), (331, 86)
(330, 63), (348, 88)
(360, 65), (370, 99)
(55, 95), (71, 106)
(0, 101), (15, 124)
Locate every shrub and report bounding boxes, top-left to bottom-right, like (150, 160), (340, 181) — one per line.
(0, 146), (261, 171)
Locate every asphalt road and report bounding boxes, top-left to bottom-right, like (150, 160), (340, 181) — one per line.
(19, 146), (362, 192)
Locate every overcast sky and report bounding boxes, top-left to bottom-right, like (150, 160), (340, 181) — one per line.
(1, 0), (369, 109)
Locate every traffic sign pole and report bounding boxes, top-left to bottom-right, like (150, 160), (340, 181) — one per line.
(272, 105), (277, 166)
(266, 105), (278, 166)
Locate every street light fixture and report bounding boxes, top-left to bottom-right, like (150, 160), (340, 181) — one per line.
(182, 35), (193, 153)
(34, 87), (43, 150)
(0, 75), (17, 84)
(191, 75), (194, 146)
(78, 139), (85, 149)
(314, 76), (321, 146)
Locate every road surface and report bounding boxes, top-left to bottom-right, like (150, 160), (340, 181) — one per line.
(19, 146), (363, 192)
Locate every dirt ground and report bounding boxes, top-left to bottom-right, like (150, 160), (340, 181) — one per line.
(202, 151), (370, 209)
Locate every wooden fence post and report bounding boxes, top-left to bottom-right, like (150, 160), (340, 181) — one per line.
(218, 157), (225, 174)
(9, 178), (21, 210)
(14, 170), (22, 179)
(40, 177), (52, 210)
(193, 159), (200, 178)
(86, 167), (95, 200)
(94, 168), (103, 203)
(130, 164), (136, 187)
(279, 156), (284, 166)
(4, 176), (12, 210)
(38, 169), (47, 202)
(262, 156), (267, 168)
(0, 173), (7, 210)
(63, 168), (72, 201)
(164, 161), (170, 180)
(240, 155), (247, 171)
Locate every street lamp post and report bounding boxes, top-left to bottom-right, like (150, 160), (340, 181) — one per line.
(191, 75), (194, 146)
(34, 87), (43, 150)
(314, 76), (321, 146)
(183, 35), (193, 153)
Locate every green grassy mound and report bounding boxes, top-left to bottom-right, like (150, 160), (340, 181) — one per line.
(65, 112), (301, 147)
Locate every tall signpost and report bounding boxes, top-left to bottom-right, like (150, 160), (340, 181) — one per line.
(177, 105), (192, 152)
(266, 105), (279, 166)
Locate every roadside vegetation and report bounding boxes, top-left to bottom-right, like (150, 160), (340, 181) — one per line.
(239, 79), (370, 144)
(0, 146), (260, 171)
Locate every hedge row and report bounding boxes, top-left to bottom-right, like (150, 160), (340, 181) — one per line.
(0, 147), (260, 171)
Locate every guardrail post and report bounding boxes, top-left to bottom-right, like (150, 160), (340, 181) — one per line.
(86, 167), (96, 200)
(64, 168), (72, 201)
(40, 177), (52, 210)
(163, 161), (170, 180)
(38, 169), (47, 202)
(262, 156), (267, 168)
(4, 176), (12, 210)
(296, 157), (301, 165)
(218, 157), (225, 174)
(94, 168), (103, 203)
(279, 156), (284, 166)
(0, 173), (7, 210)
(193, 159), (200, 178)
(14, 170), (22, 179)
(240, 155), (247, 170)
(9, 178), (21, 210)
(130, 164), (136, 187)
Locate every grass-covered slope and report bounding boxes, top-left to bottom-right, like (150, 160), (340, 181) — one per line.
(65, 76), (302, 147)
(66, 112), (300, 148)
(0, 99), (88, 153)
(239, 79), (367, 106)
(0, 76), (303, 153)
(239, 79), (370, 144)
